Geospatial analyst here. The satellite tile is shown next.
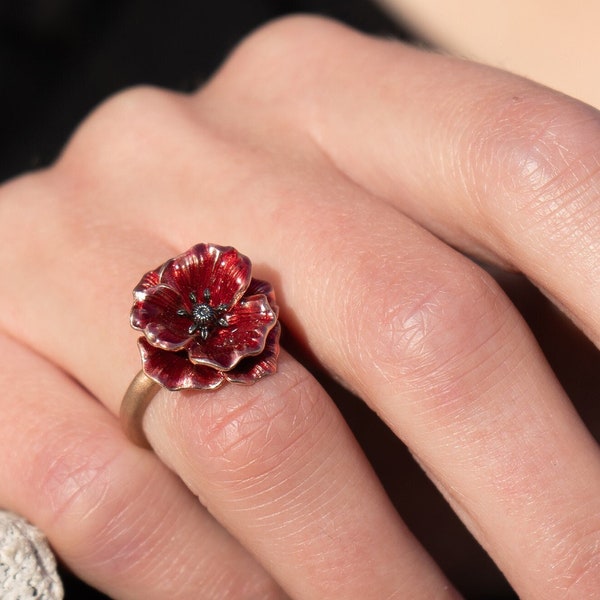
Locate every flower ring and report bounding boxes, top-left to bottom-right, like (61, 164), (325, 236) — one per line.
(120, 243), (281, 448)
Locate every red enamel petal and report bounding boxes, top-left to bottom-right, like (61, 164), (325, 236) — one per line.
(187, 294), (277, 370)
(246, 277), (278, 313)
(225, 322), (281, 384)
(138, 338), (224, 391)
(131, 285), (193, 350)
(133, 269), (161, 297)
(159, 244), (251, 308)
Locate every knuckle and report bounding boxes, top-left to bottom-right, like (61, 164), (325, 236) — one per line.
(31, 419), (168, 575)
(222, 14), (342, 73)
(207, 14), (354, 109)
(43, 84), (205, 243)
(57, 84), (192, 179)
(31, 419), (123, 533)
(471, 90), (600, 248)
(356, 255), (514, 406)
(175, 365), (331, 488)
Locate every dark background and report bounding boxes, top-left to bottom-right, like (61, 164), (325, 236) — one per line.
(0, 0), (411, 184)
(0, 1), (518, 598)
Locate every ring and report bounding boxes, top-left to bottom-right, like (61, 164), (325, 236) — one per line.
(120, 243), (281, 448)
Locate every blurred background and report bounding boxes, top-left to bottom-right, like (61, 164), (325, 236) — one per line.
(0, 0), (411, 184)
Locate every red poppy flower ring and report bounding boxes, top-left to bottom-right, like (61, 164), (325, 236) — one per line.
(120, 243), (281, 448)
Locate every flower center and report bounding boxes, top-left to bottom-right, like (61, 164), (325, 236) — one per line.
(192, 303), (216, 325)
(178, 288), (230, 342)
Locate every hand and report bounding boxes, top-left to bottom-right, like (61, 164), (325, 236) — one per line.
(1, 16), (599, 599)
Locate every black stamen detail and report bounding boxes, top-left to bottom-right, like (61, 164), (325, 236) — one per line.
(177, 288), (230, 341)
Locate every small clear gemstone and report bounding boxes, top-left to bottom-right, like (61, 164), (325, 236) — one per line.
(192, 303), (215, 324)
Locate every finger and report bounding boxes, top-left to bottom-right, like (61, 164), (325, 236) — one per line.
(266, 180), (600, 600)
(266, 17), (600, 346)
(0, 333), (284, 600)
(199, 20), (600, 598)
(0, 179), (459, 598)
(144, 350), (458, 599)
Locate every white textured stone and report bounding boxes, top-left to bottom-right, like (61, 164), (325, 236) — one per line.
(0, 510), (63, 600)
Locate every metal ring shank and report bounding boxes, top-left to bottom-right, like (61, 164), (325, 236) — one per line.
(120, 371), (161, 449)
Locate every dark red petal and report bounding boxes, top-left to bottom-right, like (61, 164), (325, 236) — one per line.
(159, 244), (251, 308)
(245, 278), (278, 314)
(188, 294), (277, 370)
(138, 338), (224, 391)
(133, 269), (161, 297)
(225, 322), (281, 384)
(131, 285), (193, 350)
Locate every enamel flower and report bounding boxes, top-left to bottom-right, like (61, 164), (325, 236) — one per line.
(130, 243), (280, 390)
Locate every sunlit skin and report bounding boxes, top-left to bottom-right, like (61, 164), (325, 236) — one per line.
(1, 8), (600, 599)
(379, 0), (600, 107)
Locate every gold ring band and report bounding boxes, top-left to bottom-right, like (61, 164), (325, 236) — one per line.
(120, 371), (160, 449)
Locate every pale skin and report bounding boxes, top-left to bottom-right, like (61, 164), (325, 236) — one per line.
(0, 13), (600, 600)
(379, 0), (600, 109)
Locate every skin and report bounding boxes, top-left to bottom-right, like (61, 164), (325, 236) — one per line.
(379, 0), (600, 109)
(1, 14), (600, 599)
